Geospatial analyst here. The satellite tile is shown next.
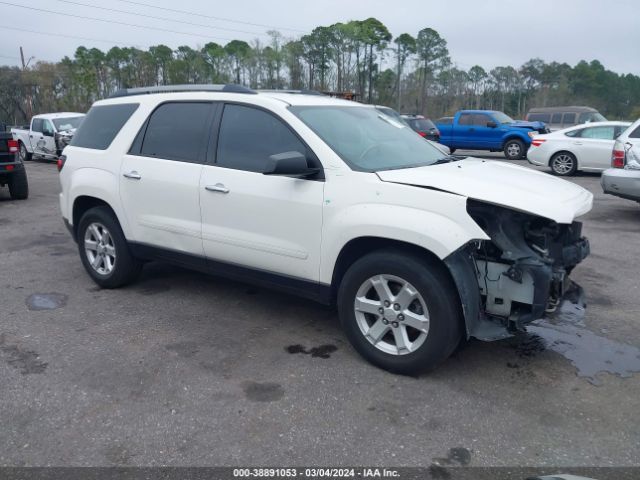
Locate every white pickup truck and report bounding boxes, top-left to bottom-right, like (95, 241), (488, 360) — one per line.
(12, 112), (85, 161)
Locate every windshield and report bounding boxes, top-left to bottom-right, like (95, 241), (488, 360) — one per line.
(290, 106), (445, 171)
(375, 107), (410, 127)
(492, 112), (514, 124)
(579, 112), (607, 123)
(52, 116), (84, 131)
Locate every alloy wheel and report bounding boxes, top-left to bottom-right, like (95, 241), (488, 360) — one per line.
(353, 274), (430, 355)
(552, 154), (574, 174)
(507, 143), (521, 158)
(84, 222), (117, 275)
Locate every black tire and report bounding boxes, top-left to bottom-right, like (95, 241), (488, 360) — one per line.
(8, 167), (29, 200)
(77, 206), (142, 288)
(503, 139), (526, 160)
(338, 249), (463, 375)
(549, 151), (577, 176)
(19, 142), (32, 161)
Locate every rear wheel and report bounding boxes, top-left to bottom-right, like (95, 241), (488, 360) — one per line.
(550, 152), (577, 176)
(77, 206), (142, 288)
(8, 168), (29, 200)
(338, 249), (463, 374)
(504, 139), (525, 160)
(19, 142), (32, 161)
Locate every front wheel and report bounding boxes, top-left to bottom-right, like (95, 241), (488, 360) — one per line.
(77, 206), (142, 288)
(338, 250), (463, 374)
(550, 152), (577, 176)
(504, 139), (526, 160)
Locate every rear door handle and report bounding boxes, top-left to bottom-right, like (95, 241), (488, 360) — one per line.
(573, 142), (583, 145)
(205, 183), (229, 194)
(123, 171), (142, 180)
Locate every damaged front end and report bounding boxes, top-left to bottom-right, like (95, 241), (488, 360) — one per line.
(445, 200), (590, 341)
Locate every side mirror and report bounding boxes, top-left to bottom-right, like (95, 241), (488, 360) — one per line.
(263, 151), (320, 178)
(486, 121), (497, 128)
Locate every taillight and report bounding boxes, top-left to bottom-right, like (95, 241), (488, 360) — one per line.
(531, 139), (546, 147)
(57, 154), (66, 172)
(418, 131), (427, 137)
(612, 149), (625, 168)
(7, 139), (18, 154)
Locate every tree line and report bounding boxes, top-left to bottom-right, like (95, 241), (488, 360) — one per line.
(2, 18), (640, 126)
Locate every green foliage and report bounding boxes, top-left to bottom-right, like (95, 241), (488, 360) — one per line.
(1, 21), (639, 125)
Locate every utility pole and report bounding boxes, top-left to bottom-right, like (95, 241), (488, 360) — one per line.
(20, 46), (33, 120)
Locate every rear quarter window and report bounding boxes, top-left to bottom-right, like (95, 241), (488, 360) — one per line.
(71, 103), (139, 150)
(628, 125), (640, 139)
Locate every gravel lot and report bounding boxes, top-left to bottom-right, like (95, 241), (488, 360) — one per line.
(1, 157), (639, 468)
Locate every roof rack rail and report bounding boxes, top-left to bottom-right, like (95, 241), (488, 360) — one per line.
(109, 84), (256, 98)
(258, 89), (325, 96)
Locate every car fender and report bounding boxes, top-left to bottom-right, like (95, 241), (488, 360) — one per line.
(67, 167), (132, 238)
(319, 201), (489, 284)
(501, 130), (531, 147)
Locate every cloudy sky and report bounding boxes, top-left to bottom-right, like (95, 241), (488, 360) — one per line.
(1, 0), (638, 74)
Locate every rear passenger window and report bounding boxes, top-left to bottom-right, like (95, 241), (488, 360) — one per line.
(563, 113), (576, 125)
(629, 126), (640, 139)
(71, 103), (138, 150)
(551, 113), (562, 124)
(216, 104), (307, 173)
(140, 102), (211, 162)
(581, 126), (615, 140)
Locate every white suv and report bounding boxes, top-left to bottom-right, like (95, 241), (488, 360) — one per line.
(59, 85), (593, 374)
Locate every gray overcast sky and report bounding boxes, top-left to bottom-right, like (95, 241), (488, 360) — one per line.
(1, 0), (639, 74)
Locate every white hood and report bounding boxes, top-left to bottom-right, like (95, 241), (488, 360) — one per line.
(376, 158), (593, 224)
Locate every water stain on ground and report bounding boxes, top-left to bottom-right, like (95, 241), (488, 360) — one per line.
(285, 344), (338, 359)
(25, 292), (68, 311)
(433, 447), (472, 467)
(242, 381), (284, 402)
(4, 233), (69, 253)
(516, 299), (640, 385)
(165, 341), (199, 358)
(0, 334), (48, 374)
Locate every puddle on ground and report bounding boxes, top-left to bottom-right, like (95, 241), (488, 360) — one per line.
(285, 344), (338, 358)
(523, 300), (640, 385)
(25, 293), (68, 311)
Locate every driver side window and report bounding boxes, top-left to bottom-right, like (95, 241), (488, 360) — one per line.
(216, 104), (308, 173)
(42, 120), (54, 136)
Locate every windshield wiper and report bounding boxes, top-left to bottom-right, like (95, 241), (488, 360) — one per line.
(432, 155), (465, 165)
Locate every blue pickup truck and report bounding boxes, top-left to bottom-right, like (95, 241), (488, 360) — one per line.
(436, 110), (549, 159)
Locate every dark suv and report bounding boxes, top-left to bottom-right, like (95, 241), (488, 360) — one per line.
(0, 124), (29, 200)
(401, 114), (440, 142)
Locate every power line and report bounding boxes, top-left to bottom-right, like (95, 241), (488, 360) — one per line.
(54, 0), (266, 36)
(113, 0), (306, 33)
(0, 2), (255, 43)
(0, 54), (19, 60)
(0, 25), (145, 48)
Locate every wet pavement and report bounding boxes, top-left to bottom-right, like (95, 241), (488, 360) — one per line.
(1, 159), (639, 467)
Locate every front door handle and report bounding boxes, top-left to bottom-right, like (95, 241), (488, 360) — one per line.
(123, 171), (142, 180)
(205, 183), (229, 194)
